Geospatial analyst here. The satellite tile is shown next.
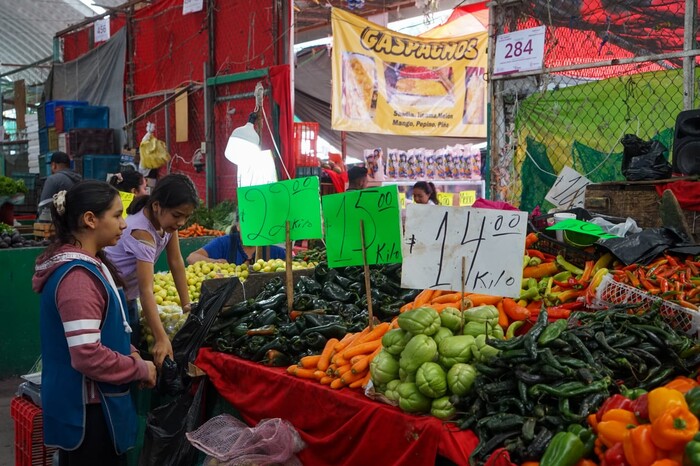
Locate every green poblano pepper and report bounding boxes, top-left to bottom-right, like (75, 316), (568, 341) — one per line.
(397, 382), (432, 413)
(430, 396), (457, 420)
(539, 431), (585, 466)
(400, 334), (438, 373)
(439, 307), (463, 333)
(462, 305), (499, 327)
(687, 387), (700, 418)
(686, 432), (700, 466)
(432, 327), (454, 346)
(446, 363), (477, 396)
(369, 349), (400, 385)
(437, 335), (474, 369)
(397, 306), (441, 336)
(416, 362), (447, 398)
(381, 329), (413, 356)
(384, 379), (401, 402)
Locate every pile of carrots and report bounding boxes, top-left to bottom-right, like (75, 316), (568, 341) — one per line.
(399, 289), (534, 329)
(286, 321), (393, 390)
(179, 223), (226, 238)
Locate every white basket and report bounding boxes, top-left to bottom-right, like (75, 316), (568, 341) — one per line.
(594, 274), (700, 337)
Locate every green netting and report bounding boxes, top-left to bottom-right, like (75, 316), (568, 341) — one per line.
(571, 141), (623, 184)
(520, 136), (556, 212)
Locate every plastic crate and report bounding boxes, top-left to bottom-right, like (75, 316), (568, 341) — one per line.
(43, 100), (88, 127)
(594, 274), (700, 337)
(528, 208), (600, 268)
(10, 397), (57, 466)
(69, 128), (115, 157)
(293, 122), (320, 167)
(11, 173), (40, 214)
(56, 105), (109, 132)
(75, 154), (121, 181)
(38, 129), (48, 154)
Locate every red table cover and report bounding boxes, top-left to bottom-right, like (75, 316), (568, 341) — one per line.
(196, 348), (478, 466)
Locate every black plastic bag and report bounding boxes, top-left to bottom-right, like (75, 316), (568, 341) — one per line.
(620, 134), (672, 181)
(598, 228), (688, 265)
(139, 380), (205, 466)
(156, 356), (184, 397)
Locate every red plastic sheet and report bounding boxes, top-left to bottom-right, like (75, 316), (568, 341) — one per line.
(655, 180), (700, 211)
(195, 348), (478, 466)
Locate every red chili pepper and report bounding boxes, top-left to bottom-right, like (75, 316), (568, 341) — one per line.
(553, 280), (573, 288)
(526, 249), (546, 261)
(559, 301), (585, 310)
(638, 269), (657, 292)
(596, 394), (633, 422)
(622, 264), (639, 271)
(658, 276), (670, 293)
(545, 306), (572, 319)
(665, 254), (680, 267)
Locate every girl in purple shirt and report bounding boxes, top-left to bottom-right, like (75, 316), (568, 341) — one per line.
(106, 174), (198, 368)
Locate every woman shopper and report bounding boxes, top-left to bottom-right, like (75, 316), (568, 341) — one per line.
(105, 173), (198, 367)
(412, 181), (438, 205)
(32, 181), (156, 466)
(108, 169), (148, 196)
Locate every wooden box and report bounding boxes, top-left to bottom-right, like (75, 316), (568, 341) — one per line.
(33, 223), (54, 239)
(584, 182), (699, 242)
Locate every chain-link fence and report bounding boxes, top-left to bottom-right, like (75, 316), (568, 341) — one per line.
(488, 0), (699, 211)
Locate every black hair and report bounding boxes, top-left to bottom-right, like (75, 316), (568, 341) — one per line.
(50, 151), (71, 166)
(127, 173), (199, 215)
(109, 170), (145, 194)
(44, 180), (124, 286)
(413, 181), (438, 204)
(347, 166), (368, 183)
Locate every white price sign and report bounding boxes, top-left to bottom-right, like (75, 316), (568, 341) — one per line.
(182, 0), (203, 15)
(545, 166), (591, 208)
(94, 18), (111, 43)
(494, 26), (546, 76)
(401, 204), (527, 298)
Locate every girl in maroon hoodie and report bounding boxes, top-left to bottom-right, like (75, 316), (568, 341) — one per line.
(33, 181), (156, 465)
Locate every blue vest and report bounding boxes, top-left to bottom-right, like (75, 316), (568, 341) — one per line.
(40, 260), (137, 454)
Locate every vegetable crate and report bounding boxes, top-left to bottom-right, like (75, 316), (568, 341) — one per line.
(10, 397), (57, 466)
(593, 274), (700, 337)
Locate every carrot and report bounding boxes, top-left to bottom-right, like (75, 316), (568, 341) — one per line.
(399, 302), (415, 313)
(464, 294), (503, 306)
(430, 302), (461, 312)
(413, 289), (435, 307)
(320, 376), (334, 385)
(340, 369), (365, 385)
(313, 370), (327, 380)
(349, 375), (367, 389)
(360, 371), (372, 388)
(286, 364), (298, 375)
(525, 232), (539, 248)
(390, 318), (400, 329)
(317, 338), (338, 371)
(522, 262), (559, 279)
(350, 355), (364, 365)
(333, 331), (363, 353)
(336, 364), (352, 377)
(299, 355), (322, 369)
(330, 378), (344, 389)
(502, 297), (531, 321)
(293, 367), (318, 379)
(430, 292), (463, 304)
(342, 340), (382, 359)
(331, 354), (348, 367)
(354, 322), (391, 345)
(496, 299), (509, 328)
(351, 346), (382, 374)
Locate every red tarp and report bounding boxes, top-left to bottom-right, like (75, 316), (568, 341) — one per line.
(196, 348), (478, 466)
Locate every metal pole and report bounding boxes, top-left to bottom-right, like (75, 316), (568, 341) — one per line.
(487, 1), (500, 201)
(126, 5), (136, 148)
(206, 0), (217, 206)
(164, 95), (171, 158)
(684, 0), (697, 110)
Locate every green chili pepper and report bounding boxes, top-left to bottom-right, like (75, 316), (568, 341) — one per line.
(686, 387), (700, 418)
(519, 286), (540, 301)
(553, 271), (573, 282)
(538, 319), (568, 346)
(556, 255), (584, 275)
(505, 320), (525, 339)
(686, 432), (700, 466)
(539, 430), (585, 466)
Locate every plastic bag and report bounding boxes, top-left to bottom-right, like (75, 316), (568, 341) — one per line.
(186, 414), (304, 466)
(588, 216), (642, 237)
(620, 134), (672, 181)
(139, 122), (170, 169)
(156, 356), (184, 397)
(598, 228), (688, 265)
(140, 381), (205, 466)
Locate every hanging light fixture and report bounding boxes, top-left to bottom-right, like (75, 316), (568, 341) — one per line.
(224, 112), (261, 165)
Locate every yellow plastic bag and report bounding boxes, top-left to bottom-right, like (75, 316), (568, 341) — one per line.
(140, 135), (171, 169)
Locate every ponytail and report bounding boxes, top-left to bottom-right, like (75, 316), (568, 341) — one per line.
(128, 173), (198, 215)
(427, 182), (438, 204)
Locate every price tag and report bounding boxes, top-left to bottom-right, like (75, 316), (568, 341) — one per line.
(398, 192), (406, 210)
(94, 18), (111, 43)
(119, 191), (134, 218)
(437, 192), (454, 206)
(238, 177), (323, 246)
(547, 218), (617, 239)
(182, 0), (204, 14)
(545, 166), (591, 208)
(494, 26), (546, 75)
(402, 205), (527, 297)
(459, 190), (476, 206)
(323, 185), (403, 267)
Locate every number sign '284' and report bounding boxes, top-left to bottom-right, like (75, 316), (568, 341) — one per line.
(401, 204), (527, 298)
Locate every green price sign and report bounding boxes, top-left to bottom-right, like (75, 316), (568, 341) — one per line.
(546, 218), (617, 239)
(238, 177), (323, 246)
(323, 185), (403, 267)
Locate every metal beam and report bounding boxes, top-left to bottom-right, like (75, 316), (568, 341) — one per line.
(123, 85), (191, 129)
(684, 0), (697, 109)
(54, 0), (149, 37)
(0, 56), (52, 79)
(206, 68), (269, 87)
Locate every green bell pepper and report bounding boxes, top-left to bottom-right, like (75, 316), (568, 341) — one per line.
(686, 432), (700, 466)
(686, 387), (700, 418)
(539, 427), (587, 466)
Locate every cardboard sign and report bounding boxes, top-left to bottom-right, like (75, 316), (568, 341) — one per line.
(459, 190), (476, 206)
(182, 0), (204, 14)
(545, 166), (591, 208)
(437, 192), (454, 206)
(94, 18), (110, 43)
(238, 177), (323, 246)
(546, 218), (617, 239)
(119, 191), (134, 218)
(323, 185), (403, 267)
(402, 205), (527, 297)
(494, 26), (546, 75)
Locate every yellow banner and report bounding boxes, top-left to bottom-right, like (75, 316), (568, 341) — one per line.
(331, 8), (487, 138)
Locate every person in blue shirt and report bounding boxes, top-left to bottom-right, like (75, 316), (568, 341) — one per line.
(186, 221), (285, 265)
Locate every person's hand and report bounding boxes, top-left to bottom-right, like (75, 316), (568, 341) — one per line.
(152, 338), (173, 369)
(182, 303), (192, 313)
(212, 258), (228, 264)
(141, 361), (157, 389)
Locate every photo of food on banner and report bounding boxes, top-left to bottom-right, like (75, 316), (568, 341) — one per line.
(341, 52), (378, 120)
(383, 62), (455, 106)
(463, 66), (486, 125)
(363, 148), (384, 181)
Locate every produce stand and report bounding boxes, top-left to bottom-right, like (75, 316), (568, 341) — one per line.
(195, 347), (478, 465)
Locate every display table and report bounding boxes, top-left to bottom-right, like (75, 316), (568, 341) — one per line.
(196, 348), (478, 466)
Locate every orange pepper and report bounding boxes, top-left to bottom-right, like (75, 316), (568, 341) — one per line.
(650, 460), (680, 466)
(650, 406), (699, 450)
(597, 420), (634, 448)
(623, 425), (660, 466)
(664, 376), (699, 395)
(648, 387), (689, 422)
(601, 408), (640, 426)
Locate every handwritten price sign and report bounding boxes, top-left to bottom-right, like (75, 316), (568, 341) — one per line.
(401, 204), (527, 297)
(398, 192), (406, 210)
(545, 166), (591, 208)
(459, 191), (476, 206)
(119, 191), (134, 218)
(323, 185), (403, 267)
(238, 177), (323, 246)
(437, 192), (454, 206)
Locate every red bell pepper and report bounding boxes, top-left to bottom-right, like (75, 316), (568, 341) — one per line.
(602, 442), (628, 466)
(597, 394), (634, 422)
(631, 393), (649, 421)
